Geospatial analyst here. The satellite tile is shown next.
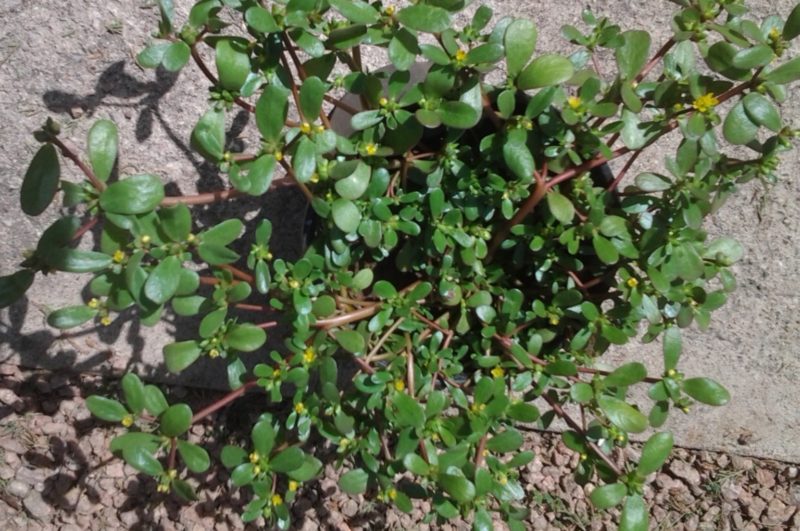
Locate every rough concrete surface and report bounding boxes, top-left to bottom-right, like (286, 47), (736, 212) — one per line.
(0, 0), (798, 463)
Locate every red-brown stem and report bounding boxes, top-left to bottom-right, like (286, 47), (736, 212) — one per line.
(323, 94), (359, 116)
(528, 354), (662, 384)
(566, 270), (607, 292)
(608, 148), (644, 192)
(284, 34), (332, 130)
(255, 321), (279, 329)
(542, 392), (622, 476)
(234, 303), (271, 312)
(161, 189), (243, 206)
(190, 45), (255, 113)
(167, 437), (177, 471)
(352, 356), (375, 375)
(474, 433), (489, 468)
(482, 92), (504, 130)
(221, 264), (254, 283)
(487, 163), (548, 259)
(199, 276), (220, 286)
(405, 334), (415, 397)
(635, 38), (676, 83)
(50, 137), (105, 191)
(315, 305), (379, 329)
(191, 380), (259, 424)
(277, 159), (314, 202)
(71, 217), (99, 241)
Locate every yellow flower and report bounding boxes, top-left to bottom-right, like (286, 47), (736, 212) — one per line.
(667, 368), (677, 377)
(384, 5), (395, 16)
(272, 368), (282, 379)
(249, 452), (260, 464)
(387, 488), (397, 500)
(769, 27), (781, 41)
(393, 379), (405, 392)
(364, 143), (378, 156)
(112, 250), (126, 263)
(491, 366), (505, 378)
(289, 480), (299, 492)
(157, 483), (170, 493)
(140, 235), (151, 245)
(300, 122), (312, 134)
(121, 415), (134, 427)
(274, 151), (283, 161)
(253, 465), (261, 474)
(567, 96), (582, 110)
(580, 453), (588, 461)
(314, 124), (325, 134)
(303, 346), (316, 364)
(692, 92), (719, 113)
(100, 315), (112, 326)
(309, 173), (319, 184)
(379, 97), (388, 107)
(626, 277), (639, 288)
(549, 314), (560, 326)
(454, 49), (467, 63)
(168, 469), (178, 479)
(470, 402), (486, 414)
(498, 474), (508, 485)
(288, 278), (300, 289)
(186, 233), (196, 243)
(271, 494), (283, 506)
(208, 348), (220, 359)
(87, 298), (100, 309)
(294, 402), (306, 415)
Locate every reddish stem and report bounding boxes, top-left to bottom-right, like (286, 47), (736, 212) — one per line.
(71, 217), (99, 241)
(161, 189), (243, 206)
(635, 38), (676, 83)
(50, 137), (105, 191)
(191, 380), (259, 424)
(190, 45), (255, 113)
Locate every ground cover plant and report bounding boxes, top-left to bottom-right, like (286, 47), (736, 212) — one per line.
(2, 0), (800, 528)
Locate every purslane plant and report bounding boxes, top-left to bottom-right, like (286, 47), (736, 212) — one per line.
(3, 0), (800, 528)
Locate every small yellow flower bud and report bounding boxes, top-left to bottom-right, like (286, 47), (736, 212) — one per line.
(303, 346), (316, 364)
(379, 97), (389, 107)
(498, 474), (508, 485)
(294, 402), (306, 415)
(384, 5), (395, 16)
(274, 151), (283, 161)
(168, 469), (178, 479)
(692, 92), (719, 113)
(667, 369), (677, 377)
(112, 250), (126, 263)
(87, 298), (100, 309)
(208, 348), (220, 358)
(265, 251), (273, 261)
(387, 488), (397, 500)
(491, 366), (505, 378)
(186, 233), (196, 243)
(253, 465), (261, 474)
(121, 414), (134, 427)
(100, 315), (112, 326)
(549, 315), (560, 326)
(249, 452), (260, 464)
(580, 453), (588, 461)
(271, 494), (283, 506)
(364, 143), (378, 156)
(314, 124), (325, 133)
(627, 277), (639, 288)
(289, 480), (299, 492)
(288, 279), (300, 289)
(616, 434), (626, 442)
(309, 173), (319, 184)
(300, 122), (312, 134)
(454, 49), (467, 62)
(140, 235), (151, 245)
(567, 96), (582, 110)
(272, 368), (282, 378)
(393, 379), (405, 392)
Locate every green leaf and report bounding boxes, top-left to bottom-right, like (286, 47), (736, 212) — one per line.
(225, 323), (267, 352)
(162, 41), (191, 71)
(331, 198), (361, 233)
(160, 204), (192, 242)
(270, 447), (304, 473)
(621, 108), (646, 149)
(202, 218), (242, 246)
(86, 396), (128, 422)
(396, 4), (451, 33)
(388, 28), (420, 71)
(764, 57), (800, 84)
(546, 191), (574, 223)
(191, 107), (226, 162)
(785, 3), (800, 40)
(160, 404), (192, 437)
(329, 0), (379, 24)
(299, 76), (325, 121)
(123, 446), (163, 476)
(597, 395), (648, 433)
(615, 30), (651, 79)
(723, 100), (759, 146)
(634, 172), (672, 192)
(0, 270), (35, 308)
(21, 144), (60, 216)
(164, 340), (202, 373)
(87, 120), (118, 182)
(682, 377), (730, 406)
(99, 174), (165, 215)
(256, 85), (289, 143)
(288, 455), (323, 481)
(592, 234), (619, 265)
(438, 473), (476, 503)
(215, 38), (251, 91)
(136, 41), (170, 68)
(144, 256), (181, 305)
(742, 93), (781, 132)
(604, 362), (647, 387)
(731, 45), (774, 69)
(110, 432), (161, 454)
(503, 134), (535, 180)
(121, 373), (146, 415)
(172, 479), (197, 501)
(178, 440), (211, 473)
(46, 249), (111, 273)
(339, 468), (369, 494)
(704, 237), (743, 265)
(144, 385), (169, 416)
(438, 101), (480, 129)
(589, 482), (626, 509)
(252, 419), (276, 455)
(637, 432), (673, 476)
(335, 161), (371, 200)
(403, 453), (430, 476)
(505, 19), (538, 77)
(619, 495), (649, 531)
(221, 445), (247, 468)
(335, 329), (365, 353)
(486, 429), (524, 453)
(47, 305), (97, 329)
(392, 392), (425, 430)
(517, 54), (574, 89)
(245, 6), (279, 33)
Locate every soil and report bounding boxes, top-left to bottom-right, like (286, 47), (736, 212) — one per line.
(1, 365), (798, 530)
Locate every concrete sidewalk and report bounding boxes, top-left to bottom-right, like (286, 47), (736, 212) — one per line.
(0, 0), (797, 462)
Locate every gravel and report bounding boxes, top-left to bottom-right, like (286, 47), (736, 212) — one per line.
(0, 365), (798, 530)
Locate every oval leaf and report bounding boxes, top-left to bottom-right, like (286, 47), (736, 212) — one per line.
(21, 144), (60, 216)
(99, 174), (165, 215)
